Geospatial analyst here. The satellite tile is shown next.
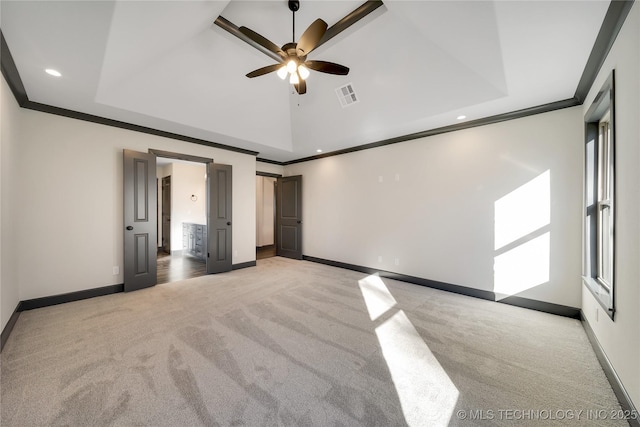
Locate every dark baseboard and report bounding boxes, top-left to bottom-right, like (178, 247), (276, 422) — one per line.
(302, 255), (580, 318)
(500, 295), (580, 319)
(581, 312), (640, 426)
(19, 284), (124, 311)
(1, 303), (22, 352)
(257, 244), (276, 249)
(303, 256), (494, 300)
(232, 261), (257, 270)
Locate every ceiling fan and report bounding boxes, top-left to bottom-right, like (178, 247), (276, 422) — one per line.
(239, 0), (349, 95)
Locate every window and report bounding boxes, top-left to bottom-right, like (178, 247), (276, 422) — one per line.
(584, 71), (615, 319)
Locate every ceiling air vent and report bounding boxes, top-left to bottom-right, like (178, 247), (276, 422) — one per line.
(335, 83), (359, 108)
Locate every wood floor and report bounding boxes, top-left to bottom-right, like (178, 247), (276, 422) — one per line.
(157, 246), (276, 285)
(157, 250), (207, 284)
(256, 245), (276, 260)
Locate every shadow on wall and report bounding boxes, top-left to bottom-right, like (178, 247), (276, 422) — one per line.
(493, 170), (551, 300)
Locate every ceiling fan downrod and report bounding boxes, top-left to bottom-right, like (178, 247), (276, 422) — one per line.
(289, 0), (299, 42)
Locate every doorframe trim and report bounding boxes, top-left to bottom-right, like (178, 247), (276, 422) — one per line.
(256, 171), (282, 178)
(149, 149), (213, 164)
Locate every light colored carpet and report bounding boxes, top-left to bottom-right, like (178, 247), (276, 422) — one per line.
(1, 257), (625, 426)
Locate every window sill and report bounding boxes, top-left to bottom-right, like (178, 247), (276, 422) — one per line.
(582, 276), (615, 320)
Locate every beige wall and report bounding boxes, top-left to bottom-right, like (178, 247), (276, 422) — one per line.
(256, 161), (284, 176)
(5, 101), (256, 302)
(581, 2), (640, 409)
(1, 77), (21, 329)
(285, 105), (584, 308)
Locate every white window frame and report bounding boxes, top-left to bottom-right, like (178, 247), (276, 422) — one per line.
(583, 71), (616, 320)
(596, 116), (614, 290)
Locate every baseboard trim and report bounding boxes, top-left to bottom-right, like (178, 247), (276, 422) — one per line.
(581, 312), (640, 426)
(19, 284), (124, 311)
(1, 303), (22, 352)
(302, 255), (580, 318)
(232, 261), (257, 270)
(499, 295), (580, 319)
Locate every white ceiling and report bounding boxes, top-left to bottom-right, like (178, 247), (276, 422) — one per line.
(1, 1), (610, 162)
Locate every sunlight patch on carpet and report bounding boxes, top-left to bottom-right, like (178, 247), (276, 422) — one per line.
(359, 274), (459, 426)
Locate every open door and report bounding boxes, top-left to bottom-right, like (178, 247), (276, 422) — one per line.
(207, 163), (233, 273)
(123, 149), (157, 291)
(276, 175), (302, 259)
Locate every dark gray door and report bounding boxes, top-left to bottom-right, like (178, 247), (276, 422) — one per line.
(207, 163), (232, 273)
(123, 149), (157, 291)
(276, 175), (302, 259)
(161, 176), (171, 253)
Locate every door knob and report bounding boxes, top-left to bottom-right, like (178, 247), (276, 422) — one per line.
(227, 222), (232, 226)
(297, 220), (302, 224)
(126, 226), (133, 231)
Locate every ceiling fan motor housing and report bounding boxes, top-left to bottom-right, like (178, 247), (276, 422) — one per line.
(282, 42), (304, 61)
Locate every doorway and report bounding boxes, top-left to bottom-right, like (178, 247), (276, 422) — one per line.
(124, 149), (233, 291)
(256, 174), (278, 260)
(255, 173), (303, 261)
(157, 158), (208, 284)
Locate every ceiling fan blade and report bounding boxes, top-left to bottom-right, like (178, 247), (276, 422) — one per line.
(246, 63), (283, 78)
(304, 60), (349, 75)
(238, 26), (286, 59)
(316, 0), (384, 50)
(296, 19), (328, 57)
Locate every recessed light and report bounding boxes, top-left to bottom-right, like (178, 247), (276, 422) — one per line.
(457, 115), (466, 120)
(316, 149), (323, 153)
(45, 68), (62, 77)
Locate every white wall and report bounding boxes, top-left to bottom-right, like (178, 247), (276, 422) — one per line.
(581, 2), (640, 408)
(170, 162), (206, 251)
(10, 106), (255, 301)
(285, 106), (584, 308)
(1, 76), (21, 330)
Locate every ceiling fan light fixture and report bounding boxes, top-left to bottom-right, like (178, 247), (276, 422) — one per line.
(289, 72), (299, 85)
(298, 65), (310, 80)
(277, 66), (288, 80)
(286, 60), (297, 74)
